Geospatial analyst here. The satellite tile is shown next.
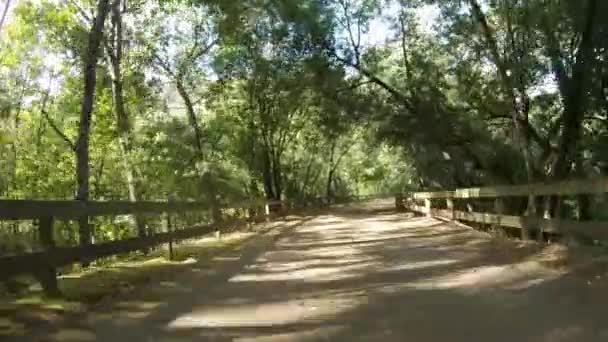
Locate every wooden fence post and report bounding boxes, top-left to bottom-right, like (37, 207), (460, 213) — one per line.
(446, 198), (454, 220)
(162, 212), (174, 261)
(493, 198), (504, 232)
(37, 217), (61, 297)
(212, 204), (222, 225)
(425, 198), (432, 217)
(78, 214), (92, 267)
(395, 194), (404, 211)
(247, 205), (256, 225)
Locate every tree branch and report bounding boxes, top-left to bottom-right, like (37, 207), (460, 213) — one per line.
(468, 0), (512, 93)
(153, 54), (176, 78)
(339, 0), (360, 65)
(67, 0), (93, 24)
(41, 96), (76, 151)
(482, 110), (553, 156)
(540, 19), (569, 97)
(330, 50), (414, 111)
(335, 80), (373, 93)
(331, 141), (352, 173)
(398, 10), (413, 80)
(178, 37), (218, 78)
(0, 0), (11, 35)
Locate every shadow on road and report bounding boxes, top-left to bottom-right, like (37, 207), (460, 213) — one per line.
(9, 200), (608, 341)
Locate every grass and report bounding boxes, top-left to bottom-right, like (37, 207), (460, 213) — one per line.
(58, 238), (244, 302)
(0, 226), (266, 338)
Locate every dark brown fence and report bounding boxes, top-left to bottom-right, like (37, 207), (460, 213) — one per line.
(0, 193), (387, 296)
(0, 198), (270, 295)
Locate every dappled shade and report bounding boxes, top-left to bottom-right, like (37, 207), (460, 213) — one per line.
(4, 201), (605, 341)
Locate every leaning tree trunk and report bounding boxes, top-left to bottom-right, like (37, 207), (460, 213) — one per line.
(75, 0), (110, 266)
(174, 79), (222, 218)
(176, 80), (204, 154)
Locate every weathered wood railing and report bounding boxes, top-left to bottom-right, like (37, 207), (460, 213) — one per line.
(396, 178), (608, 241)
(0, 193), (383, 295)
(0, 198), (274, 295)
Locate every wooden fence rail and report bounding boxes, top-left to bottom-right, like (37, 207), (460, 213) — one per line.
(0, 197), (274, 295)
(0, 193), (382, 296)
(0, 218), (246, 282)
(0, 198), (267, 220)
(396, 177), (608, 241)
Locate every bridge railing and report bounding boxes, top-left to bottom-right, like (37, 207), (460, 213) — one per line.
(0, 198), (275, 293)
(396, 178), (608, 241)
(0, 193), (384, 295)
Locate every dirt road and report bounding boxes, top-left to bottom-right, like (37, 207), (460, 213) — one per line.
(29, 200), (608, 341)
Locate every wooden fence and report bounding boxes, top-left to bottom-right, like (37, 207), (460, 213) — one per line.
(0, 193), (383, 296)
(0, 198), (274, 295)
(396, 177), (608, 241)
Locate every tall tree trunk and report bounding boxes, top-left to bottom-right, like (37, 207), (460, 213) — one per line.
(550, 0), (597, 181)
(575, 153), (592, 220)
(247, 179), (258, 218)
(543, 0), (598, 217)
(271, 151), (282, 201)
(175, 79), (220, 214)
(298, 156), (314, 200)
(307, 169), (322, 199)
(517, 95), (535, 240)
(326, 168), (335, 205)
(261, 148), (275, 200)
(7, 87), (24, 197)
(469, 0), (536, 239)
(75, 0), (110, 263)
(107, 0), (147, 243)
(326, 140), (336, 204)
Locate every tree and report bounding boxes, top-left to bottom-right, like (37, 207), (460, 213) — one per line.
(145, 3), (217, 157)
(104, 0), (147, 240)
(75, 0), (110, 254)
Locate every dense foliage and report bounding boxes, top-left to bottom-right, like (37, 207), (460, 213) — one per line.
(0, 0), (606, 251)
